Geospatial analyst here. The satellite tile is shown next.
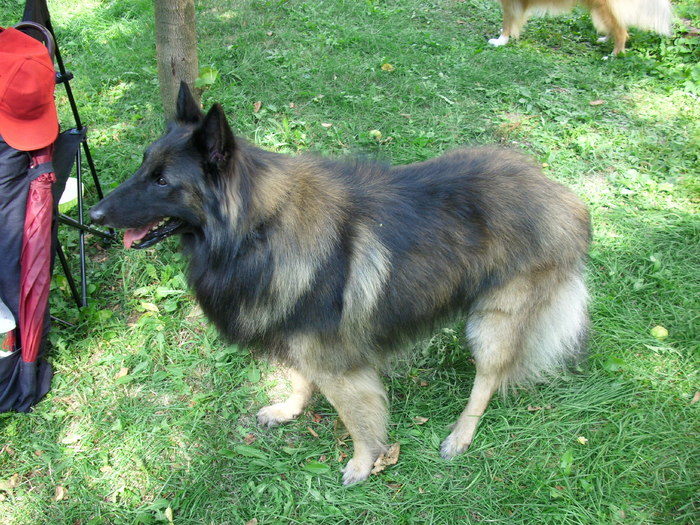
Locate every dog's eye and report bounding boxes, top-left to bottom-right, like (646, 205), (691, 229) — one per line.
(156, 177), (168, 186)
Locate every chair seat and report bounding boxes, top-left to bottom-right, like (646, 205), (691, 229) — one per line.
(58, 176), (81, 212)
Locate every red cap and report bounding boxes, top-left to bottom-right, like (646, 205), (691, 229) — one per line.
(0, 27), (58, 151)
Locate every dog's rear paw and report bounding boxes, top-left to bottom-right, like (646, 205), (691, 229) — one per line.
(256, 403), (300, 427)
(440, 433), (471, 460)
(341, 457), (373, 486)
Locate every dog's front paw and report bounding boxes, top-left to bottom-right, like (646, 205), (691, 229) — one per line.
(256, 402), (301, 427)
(488, 35), (509, 47)
(341, 457), (374, 486)
(440, 432), (472, 460)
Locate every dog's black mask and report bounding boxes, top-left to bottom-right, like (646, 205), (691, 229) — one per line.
(89, 82), (236, 249)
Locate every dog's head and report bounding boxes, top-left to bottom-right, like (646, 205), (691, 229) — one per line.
(90, 82), (237, 249)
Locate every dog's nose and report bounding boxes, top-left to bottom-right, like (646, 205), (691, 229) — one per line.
(89, 205), (105, 225)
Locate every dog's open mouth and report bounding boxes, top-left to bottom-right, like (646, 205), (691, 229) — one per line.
(123, 218), (185, 249)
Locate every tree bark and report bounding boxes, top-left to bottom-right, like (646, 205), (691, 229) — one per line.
(154, 0), (199, 120)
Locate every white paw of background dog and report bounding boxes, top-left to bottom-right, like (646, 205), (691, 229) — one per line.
(488, 35), (510, 46)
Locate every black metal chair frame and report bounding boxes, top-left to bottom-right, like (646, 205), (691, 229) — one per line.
(15, 19), (116, 308)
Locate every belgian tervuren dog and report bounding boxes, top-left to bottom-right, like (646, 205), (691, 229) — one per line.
(90, 83), (590, 485)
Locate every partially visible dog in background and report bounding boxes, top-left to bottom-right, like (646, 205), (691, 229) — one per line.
(488, 0), (673, 55)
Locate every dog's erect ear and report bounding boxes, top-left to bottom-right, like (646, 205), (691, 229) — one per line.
(194, 104), (236, 172)
(176, 81), (204, 124)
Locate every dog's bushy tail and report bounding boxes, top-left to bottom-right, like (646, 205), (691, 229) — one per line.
(608, 0), (673, 35)
(518, 267), (588, 387)
(495, 264), (589, 393)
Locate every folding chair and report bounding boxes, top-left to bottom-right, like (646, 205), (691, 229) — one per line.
(17, 2), (116, 308)
(0, 3), (117, 410)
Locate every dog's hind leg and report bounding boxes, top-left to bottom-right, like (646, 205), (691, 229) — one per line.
(314, 367), (389, 485)
(440, 307), (522, 459)
(441, 273), (535, 459)
(257, 368), (316, 427)
(587, 0), (628, 54)
(440, 368), (502, 459)
(441, 268), (588, 459)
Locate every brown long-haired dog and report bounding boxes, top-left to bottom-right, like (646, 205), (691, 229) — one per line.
(91, 83), (591, 485)
(489, 0), (672, 54)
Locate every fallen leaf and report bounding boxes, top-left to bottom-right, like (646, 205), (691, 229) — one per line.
(115, 367), (129, 379)
(589, 99), (605, 106)
(691, 392), (700, 405)
(413, 416), (429, 425)
(312, 412), (323, 423)
(371, 443), (400, 475)
(321, 122), (333, 128)
(253, 101), (262, 113)
(307, 427), (319, 439)
(337, 452), (348, 462)
(244, 433), (257, 445)
(54, 485), (67, 502)
(381, 63), (395, 72)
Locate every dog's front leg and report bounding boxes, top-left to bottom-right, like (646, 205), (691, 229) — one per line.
(257, 368), (315, 426)
(489, 1), (527, 47)
(314, 366), (388, 485)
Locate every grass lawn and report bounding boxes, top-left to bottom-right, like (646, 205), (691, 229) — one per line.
(1, 0), (698, 523)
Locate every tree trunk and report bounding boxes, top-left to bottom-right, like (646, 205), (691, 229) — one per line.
(154, 0), (199, 120)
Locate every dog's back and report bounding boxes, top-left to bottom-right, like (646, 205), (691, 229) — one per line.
(334, 148), (590, 349)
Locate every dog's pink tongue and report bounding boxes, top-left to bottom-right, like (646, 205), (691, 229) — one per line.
(123, 224), (156, 249)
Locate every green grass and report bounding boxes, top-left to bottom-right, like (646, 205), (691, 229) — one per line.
(1, 0), (699, 523)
